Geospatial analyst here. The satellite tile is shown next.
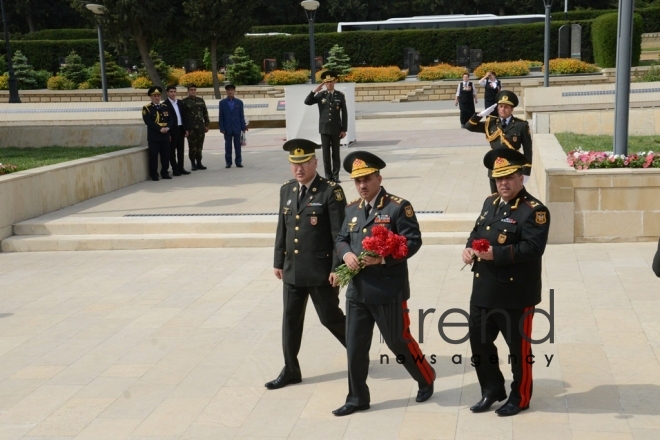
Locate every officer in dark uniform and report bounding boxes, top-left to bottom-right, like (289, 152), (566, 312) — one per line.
(462, 149), (550, 417)
(304, 71), (348, 183)
(267, 138), (347, 390)
(142, 86), (175, 181)
(333, 151), (435, 416)
(465, 90), (532, 193)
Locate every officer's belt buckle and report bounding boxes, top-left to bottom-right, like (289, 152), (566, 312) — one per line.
(158, 123), (167, 127)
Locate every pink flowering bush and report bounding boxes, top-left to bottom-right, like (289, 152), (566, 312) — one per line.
(0, 163), (18, 175)
(567, 148), (660, 170)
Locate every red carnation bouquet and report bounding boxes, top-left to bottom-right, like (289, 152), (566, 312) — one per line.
(336, 225), (409, 288)
(461, 238), (490, 271)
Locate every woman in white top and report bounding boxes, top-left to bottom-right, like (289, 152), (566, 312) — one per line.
(479, 71), (501, 109)
(455, 72), (478, 127)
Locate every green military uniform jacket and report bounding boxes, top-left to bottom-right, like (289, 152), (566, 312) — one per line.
(465, 114), (533, 176)
(142, 101), (175, 142)
(304, 90), (348, 135)
(467, 187), (550, 309)
(181, 96), (210, 131)
(274, 174), (347, 287)
(336, 188), (422, 305)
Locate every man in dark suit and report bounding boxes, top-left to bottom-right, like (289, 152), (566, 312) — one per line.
(268, 138), (347, 390)
(462, 149), (550, 417)
(165, 86), (190, 176)
(219, 83), (247, 168)
(304, 71), (348, 183)
(333, 151), (435, 416)
(141, 86), (175, 181)
(465, 90), (533, 193)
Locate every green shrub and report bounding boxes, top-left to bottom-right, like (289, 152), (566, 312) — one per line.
(226, 47), (262, 85)
(12, 50), (40, 89)
(131, 76), (152, 89)
(33, 70), (51, 89)
(78, 81), (92, 89)
(21, 29), (97, 40)
(323, 44), (351, 76)
(60, 50), (89, 85)
(88, 52), (131, 88)
(592, 12), (643, 68)
(281, 58), (298, 72)
(47, 75), (77, 90)
(0, 55), (6, 74)
(553, 6), (660, 33)
(545, 58), (600, 75)
(3, 39), (98, 72)
(417, 64), (465, 81)
(635, 64), (660, 82)
(473, 61), (529, 78)
(264, 70), (309, 85)
(251, 23), (338, 34)
(0, 73), (8, 90)
(137, 50), (172, 84)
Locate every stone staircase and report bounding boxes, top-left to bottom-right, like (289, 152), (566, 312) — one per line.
(1, 213), (476, 252)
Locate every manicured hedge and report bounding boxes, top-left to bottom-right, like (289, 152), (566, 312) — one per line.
(252, 23), (338, 35)
(592, 12), (643, 68)
(1, 40), (99, 73)
(18, 29), (97, 40)
(552, 6), (660, 33)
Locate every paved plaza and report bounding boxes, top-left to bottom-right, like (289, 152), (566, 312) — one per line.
(0, 111), (659, 439)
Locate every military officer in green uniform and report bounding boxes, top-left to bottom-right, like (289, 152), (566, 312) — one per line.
(267, 138), (348, 390)
(462, 149), (550, 417)
(465, 90), (532, 193)
(181, 84), (210, 171)
(142, 86), (175, 181)
(332, 151), (435, 416)
(304, 70), (348, 183)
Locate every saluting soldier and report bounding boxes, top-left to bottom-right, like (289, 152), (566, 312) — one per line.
(462, 149), (550, 417)
(181, 84), (210, 171)
(267, 138), (347, 390)
(142, 86), (175, 181)
(304, 70), (348, 184)
(465, 90), (532, 193)
(333, 151), (435, 417)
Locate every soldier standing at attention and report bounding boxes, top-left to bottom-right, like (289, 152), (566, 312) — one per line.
(465, 90), (532, 193)
(267, 138), (347, 390)
(463, 149), (550, 417)
(181, 84), (210, 171)
(142, 86), (175, 181)
(333, 151), (435, 416)
(304, 70), (347, 183)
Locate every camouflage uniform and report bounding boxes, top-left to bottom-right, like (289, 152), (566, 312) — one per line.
(182, 96), (210, 163)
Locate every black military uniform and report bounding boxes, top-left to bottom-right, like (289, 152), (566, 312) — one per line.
(267, 138), (347, 390)
(653, 238), (660, 277)
(304, 71), (348, 183)
(466, 149), (550, 417)
(142, 86), (175, 181)
(333, 151), (435, 416)
(465, 90), (532, 193)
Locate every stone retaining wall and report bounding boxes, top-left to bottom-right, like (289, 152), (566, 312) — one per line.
(0, 147), (148, 241)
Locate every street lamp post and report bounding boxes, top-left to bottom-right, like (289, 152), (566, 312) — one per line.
(301, 1), (320, 84)
(564, 0), (568, 21)
(613, 0), (634, 156)
(543, 0), (553, 87)
(86, 3), (108, 102)
(1, 0), (20, 103)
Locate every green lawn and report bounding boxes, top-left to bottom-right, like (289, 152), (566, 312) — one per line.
(555, 133), (660, 154)
(0, 146), (133, 174)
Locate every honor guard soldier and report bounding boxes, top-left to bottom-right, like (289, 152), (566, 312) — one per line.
(465, 90), (532, 193)
(181, 84), (210, 171)
(333, 151), (435, 417)
(142, 86), (175, 181)
(304, 70), (348, 183)
(268, 138), (348, 390)
(462, 149), (550, 417)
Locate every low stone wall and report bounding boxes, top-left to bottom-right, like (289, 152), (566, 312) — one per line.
(535, 108), (660, 136)
(533, 134), (660, 244)
(0, 147), (148, 241)
(0, 124), (146, 148)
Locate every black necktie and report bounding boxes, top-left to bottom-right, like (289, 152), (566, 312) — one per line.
(496, 200), (506, 215)
(298, 185), (307, 205)
(501, 119), (508, 129)
(365, 203), (372, 217)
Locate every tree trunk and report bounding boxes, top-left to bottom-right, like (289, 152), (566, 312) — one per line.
(499, 6), (506, 16)
(26, 15), (36, 33)
(211, 38), (220, 99)
(134, 33), (163, 89)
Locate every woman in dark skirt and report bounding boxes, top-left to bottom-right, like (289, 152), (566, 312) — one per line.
(455, 72), (478, 127)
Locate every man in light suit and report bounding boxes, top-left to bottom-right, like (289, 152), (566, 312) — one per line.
(219, 83), (247, 168)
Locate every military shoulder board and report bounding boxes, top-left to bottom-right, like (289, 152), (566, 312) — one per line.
(347, 198), (360, 206)
(386, 194), (404, 205)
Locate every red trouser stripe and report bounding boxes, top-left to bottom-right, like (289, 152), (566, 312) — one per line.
(401, 301), (435, 385)
(519, 306), (534, 408)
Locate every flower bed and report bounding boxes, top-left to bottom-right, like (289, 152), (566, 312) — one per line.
(315, 66), (406, 83)
(567, 148), (660, 170)
(545, 58), (600, 75)
(417, 64), (465, 81)
(179, 71), (225, 88)
(264, 70), (310, 85)
(0, 163), (18, 175)
(473, 61), (530, 78)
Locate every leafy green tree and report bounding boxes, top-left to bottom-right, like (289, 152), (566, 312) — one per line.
(61, 50), (89, 85)
(203, 48), (213, 71)
(88, 51), (131, 88)
(323, 45), (351, 75)
(68, 0), (178, 89)
(12, 50), (39, 89)
(226, 47), (262, 86)
(0, 55), (6, 75)
(137, 50), (172, 85)
(182, 0), (256, 98)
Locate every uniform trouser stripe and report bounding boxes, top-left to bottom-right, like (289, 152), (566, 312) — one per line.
(519, 306), (535, 408)
(401, 301), (435, 385)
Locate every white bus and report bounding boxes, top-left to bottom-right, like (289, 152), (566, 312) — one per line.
(337, 14), (544, 32)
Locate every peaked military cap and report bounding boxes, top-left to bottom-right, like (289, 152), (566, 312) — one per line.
(320, 70), (339, 82)
(343, 151), (386, 179)
(484, 148), (530, 178)
(147, 86), (162, 96)
(495, 90), (519, 107)
(283, 138), (320, 164)
(225, 83), (236, 90)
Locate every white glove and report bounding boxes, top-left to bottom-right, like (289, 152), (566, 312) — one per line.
(523, 175), (530, 185)
(477, 103), (498, 118)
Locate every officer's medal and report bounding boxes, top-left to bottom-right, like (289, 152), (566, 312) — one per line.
(310, 216), (318, 226)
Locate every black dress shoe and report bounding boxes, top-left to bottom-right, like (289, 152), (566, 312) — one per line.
(151, 175), (160, 181)
(416, 381), (434, 403)
(161, 173), (172, 179)
(173, 171), (181, 176)
(495, 402), (528, 417)
(197, 162), (207, 170)
(180, 169), (191, 175)
(332, 403), (370, 417)
(225, 164), (231, 168)
(191, 163), (198, 171)
(470, 394), (507, 413)
(236, 164), (243, 168)
(264, 375), (302, 390)
(335, 179), (341, 183)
